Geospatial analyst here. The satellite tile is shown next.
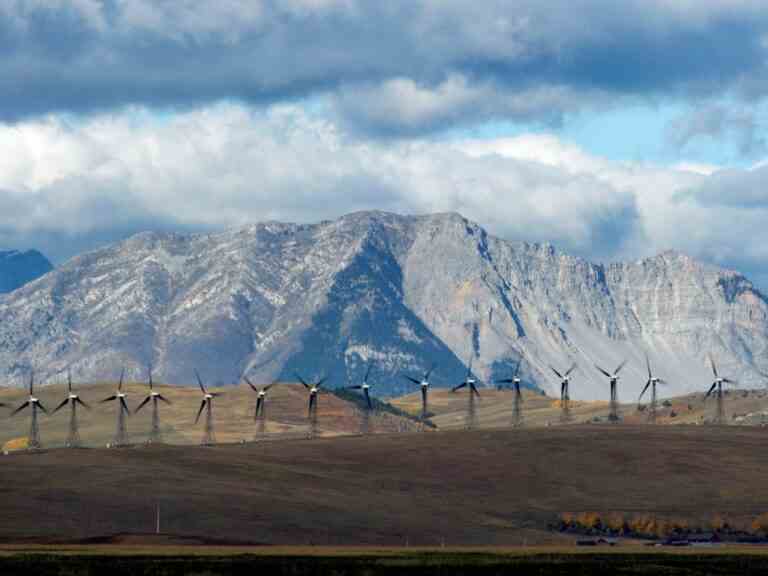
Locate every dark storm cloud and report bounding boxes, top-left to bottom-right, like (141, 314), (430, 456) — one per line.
(3, 1), (768, 134)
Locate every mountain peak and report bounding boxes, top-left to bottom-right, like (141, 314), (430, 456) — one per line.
(0, 249), (53, 294)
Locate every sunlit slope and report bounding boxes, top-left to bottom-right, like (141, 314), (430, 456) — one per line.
(0, 382), (418, 448)
(390, 387), (768, 429)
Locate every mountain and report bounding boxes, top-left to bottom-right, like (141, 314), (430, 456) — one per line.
(0, 211), (766, 400)
(0, 250), (52, 294)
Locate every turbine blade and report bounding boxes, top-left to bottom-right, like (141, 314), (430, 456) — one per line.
(134, 396), (151, 413)
(76, 397), (91, 410)
(639, 380), (651, 401)
(452, 382), (467, 392)
(657, 379), (668, 386)
(347, 385), (363, 390)
(595, 364), (612, 378)
(705, 382), (717, 398)
(514, 361), (521, 378)
(710, 355), (718, 378)
(549, 366), (563, 379)
(470, 383), (480, 397)
(614, 358), (628, 375)
(364, 388), (372, 409)
(723, 378), (738, 385)
(194, 369), (206, 394)
(194, 399), (206, 424)
(120, 397), (130, 416)
(496, 378), (514, 384)
(294, 372), (310, 388)
(255, 397), (263, 419)
(565, 363), (577, 377)
(645, 353), (652, 380)
(244, 376), (258, 393)
(11, 401), (29, 416)
(52, 398), (70, 414)
(119, 367), (125, 391)
(263, 383), (277, 392)
(403, 375), (421, 385)
(157, 394), (172, 405)
(364, 361), (373, 383)
(101, 395), (117, 403)
(36, 401), (48, 414)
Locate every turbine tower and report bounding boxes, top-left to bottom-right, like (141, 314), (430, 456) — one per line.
(11, 372), (48, 450)
(52, 371), (90, 447)
(639, 354), (667, 423)
(244, 376), (276, 437)
(403, 363), (436, 429)
(550, 363), (577, 422)
(295, 372), (327, 439)
(135, 365), (171, 444)
(194, 370), (222, 446)
(595, 359), (627, 422)
(496, 361), (524, 427)
(345, 361), (376, 435)
(101, 368), (131, 447)
(452, 358), (481, 429)
(705, 355), (737, 425)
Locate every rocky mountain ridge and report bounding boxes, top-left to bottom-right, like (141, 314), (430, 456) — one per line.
(0, 249), (52, 294)
(0, 211), (765, 400)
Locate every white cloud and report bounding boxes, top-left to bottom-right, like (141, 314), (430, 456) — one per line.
(4, 103), (768, 289)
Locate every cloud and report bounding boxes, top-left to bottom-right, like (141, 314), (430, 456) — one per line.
(2, 0), (768, 136)
(5, 103), (768, 292)
(666, 105), (766, 155)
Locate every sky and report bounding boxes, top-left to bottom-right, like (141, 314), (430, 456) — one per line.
(2, 1), (768, 287)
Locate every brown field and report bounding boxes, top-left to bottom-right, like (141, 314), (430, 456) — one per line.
(1, 425), (768, 546)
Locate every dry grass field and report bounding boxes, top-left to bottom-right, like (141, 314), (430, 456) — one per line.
(0, 382), (418, 449)
(391, 387), (768, 429)
(1, 425), (768, 547)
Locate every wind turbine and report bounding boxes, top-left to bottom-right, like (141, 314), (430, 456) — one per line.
(705, 355), (738, 425)
(295, 372), (327, 439)
(101, 368), (131, 447)
(595, 359), (627, 422)
(550, 362), (577, 422)
(639, 354), (666, 423)
(496, 361), (524, 427)
(135, 364), (171, 444)
(403, 363), (436, 428)
(11, 371), (48, 449)
(452, 357), (481, 429)
(194, 370), (222, 446)
(244, 376), (276, 436)
(345, 361), (376, 435)
(52, 371), (90, 447)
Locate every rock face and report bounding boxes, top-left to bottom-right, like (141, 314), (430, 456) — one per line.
(0, 211), (766, 400)
(0, 250), (52, 294)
